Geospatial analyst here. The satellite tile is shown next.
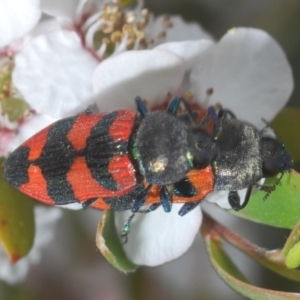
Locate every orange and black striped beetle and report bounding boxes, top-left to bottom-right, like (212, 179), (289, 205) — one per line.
(3, 96), (292, 219)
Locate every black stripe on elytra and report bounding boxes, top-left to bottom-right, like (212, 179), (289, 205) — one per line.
(3, 146), (30, 188)
(85, 111), (126, 191)
(173, 177), (197, 197)
(103, 183), (146, 210)
(35, 116), (78, 205)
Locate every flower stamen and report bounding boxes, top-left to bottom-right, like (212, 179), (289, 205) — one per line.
(76, 0), (171, 58)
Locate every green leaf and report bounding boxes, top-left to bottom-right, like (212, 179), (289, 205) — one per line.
(281, 220), (300, 268)
(118, 0), (135, 7)
(0, 161), (35, 263)
(286, 242), (300, 269)
(0, 67), (11, 91)
(233, 170), (300, 229)
(203, 234), (300, 300)
(96, 211), (137, 272)
(272, 108), (300, 164)
(2, 97), (29, 122)
(209, 236), (249, 283)
(202, 213), (300, 282)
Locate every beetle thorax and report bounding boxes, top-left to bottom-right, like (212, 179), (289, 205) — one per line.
(134, 111), (192, 185)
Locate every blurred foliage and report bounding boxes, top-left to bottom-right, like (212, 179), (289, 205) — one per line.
(96, 211), (137, 272)
(0, 160), (35, 263)
(272, 108), (300, 168)
(234, 170), (300, 229)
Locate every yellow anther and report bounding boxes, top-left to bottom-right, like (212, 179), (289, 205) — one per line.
(111, 31), (123, 43)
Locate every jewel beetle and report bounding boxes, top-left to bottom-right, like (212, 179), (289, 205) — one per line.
(3, 96), (292, 219)
(3, 96), (216, 218)
(208, 108), (293, 210)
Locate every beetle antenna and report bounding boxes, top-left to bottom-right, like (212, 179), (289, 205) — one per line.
(263, 172), (284, 200)
(255, 172), (285, 201)
(180, 98), (197, 125)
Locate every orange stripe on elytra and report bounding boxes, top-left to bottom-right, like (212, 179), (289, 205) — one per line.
(108, 155), (136, 190)
(19, 165), (55, 205)
(67, 157), (136, 204)
(90, 197), (110, 210)
(144, 166), (214, 205)
(109, 110), (136, 142)
(23, 126), (51, 161)
(144, 184), (160, 205)
(176, 167), (214, 203)
(67, 114), (104, 151)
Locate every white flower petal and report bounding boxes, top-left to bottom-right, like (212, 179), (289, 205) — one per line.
(156, 39), (214, 71)
(0, 129), (14, 157)
(93, 49), (185, 111)
(8, 114), (57, 152)
(114, 205), (202, 266)
(41, 0), (82, 21)
(147, 16), (213, 47)
(0, 0), (41, 48)
(29, 18), (61, 38)
(29, 207), (62, 263)
(41, 0), (100, 23)
(13, 31), (99, 118)
(190, 27), (294, 128)
(0, 246), (28, 284)
(0, 207), (61, 284)
(8, 19), (61, 56)
(206, 191), (235, 210)
(163, 16), (214, 42)
(60, 202), (83, 210)
(0, 114), (18, 130)
(207, 178), (265, 209)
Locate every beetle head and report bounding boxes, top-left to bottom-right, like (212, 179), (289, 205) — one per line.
(261, 137), (293, 177)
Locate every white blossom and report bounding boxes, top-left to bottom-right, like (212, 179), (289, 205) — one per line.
(92, 28), (293, 266)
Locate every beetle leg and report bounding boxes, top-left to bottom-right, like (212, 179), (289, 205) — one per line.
(198, 106), (218, 129)
(228, 191), (241, 211)
(178, 200), (201, 216)
(135, 96), (148, 117)
(167, 96), (181, 115)
(160, 185), (172, 212)
(228, 187), (253, 211)
(121, 202), (161, 244)
(211, 108), (237, 141)
(239, 186), (253, 209)
(167, 96), (197, 124)
(137, 203), (161, 213)
(218, 109), (236, 119)
(131, 184), (172, 214)
(85, 108), (93, 114)
(121, 214), (135, 244)
(131, 184), (152, 213)
(82, 197), (98, 209)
